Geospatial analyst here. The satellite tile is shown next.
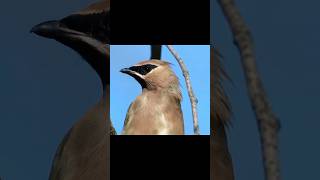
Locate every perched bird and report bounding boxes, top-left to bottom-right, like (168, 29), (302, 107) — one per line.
(120, 60), (184, 135)
(211, 48), (234, 180)
(31, 0), (112, 179)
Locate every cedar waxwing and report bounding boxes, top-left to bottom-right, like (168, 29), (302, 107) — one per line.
(31, 1), (111, 179)
(120, 59), (184, 135)
(211, 48), (234, 180)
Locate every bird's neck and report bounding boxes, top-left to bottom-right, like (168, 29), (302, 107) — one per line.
(143, 84), (182, 102)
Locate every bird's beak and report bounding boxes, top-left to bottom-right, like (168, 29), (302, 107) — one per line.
(31, 20), (61, 38)
(120, 67), (144, 79)
(31, 20), (85, 39)
(120, 68), (132, 74)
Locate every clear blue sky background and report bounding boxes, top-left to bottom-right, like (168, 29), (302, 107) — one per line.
(213, 0), (320, 179)
(110, 45), (210, 135)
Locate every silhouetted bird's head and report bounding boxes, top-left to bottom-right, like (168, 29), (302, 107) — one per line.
(31, 0), (109, 88)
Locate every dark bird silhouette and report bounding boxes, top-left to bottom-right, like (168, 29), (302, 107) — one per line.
(31, 0), (112, 179)
(31, 0), (110, 89)
(211, 48), (234, 180)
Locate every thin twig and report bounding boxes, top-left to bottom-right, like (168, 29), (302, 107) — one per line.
(217, 0), (281, 180)
(166, 45), (200, 135)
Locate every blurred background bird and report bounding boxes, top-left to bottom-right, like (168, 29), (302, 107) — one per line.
(211, 47), (234, 180)
(31, 0), (111, 179)
(31, 0), (165, 177)
(120, 59), (184, 135)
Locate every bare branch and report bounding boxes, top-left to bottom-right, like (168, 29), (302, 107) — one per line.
(166, 45), (200, 135)
(217, 0), (281, 180)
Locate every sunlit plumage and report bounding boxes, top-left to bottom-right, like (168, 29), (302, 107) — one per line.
(120, 60), (184, 135)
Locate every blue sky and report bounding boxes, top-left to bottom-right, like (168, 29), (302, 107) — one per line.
(110, 45), (210, 135)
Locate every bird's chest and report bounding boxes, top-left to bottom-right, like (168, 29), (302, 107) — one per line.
(128, 96), (173, 134)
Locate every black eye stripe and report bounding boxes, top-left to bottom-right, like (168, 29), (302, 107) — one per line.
(129, 64), (158, 75)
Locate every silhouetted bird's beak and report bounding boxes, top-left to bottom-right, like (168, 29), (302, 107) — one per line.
(31, 20), (86, 40)
(31, 20), (60, 38)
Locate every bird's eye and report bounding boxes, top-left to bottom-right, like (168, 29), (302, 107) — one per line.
(129, 64), (158, 75)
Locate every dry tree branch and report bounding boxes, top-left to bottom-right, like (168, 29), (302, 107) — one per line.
(217, 0), (281, 180)
(166, 45), (200, 135)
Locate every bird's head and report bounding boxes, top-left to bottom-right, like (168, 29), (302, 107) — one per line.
(31, 0), (109, 87)
(31, 0), (109, 58)
(120, 59), (181, 99)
